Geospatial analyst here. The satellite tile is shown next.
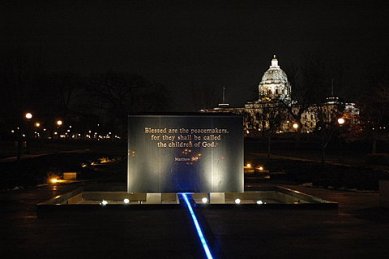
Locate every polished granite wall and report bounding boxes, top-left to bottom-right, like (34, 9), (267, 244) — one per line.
(128, 115), (243, 193)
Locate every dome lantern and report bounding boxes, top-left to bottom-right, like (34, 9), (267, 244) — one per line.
(271, 55), (279, 68)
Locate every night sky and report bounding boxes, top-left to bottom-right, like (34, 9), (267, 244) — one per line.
(2, 0), (389, 111)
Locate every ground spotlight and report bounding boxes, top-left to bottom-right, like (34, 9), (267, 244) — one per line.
(123, 198), (130, 204)
(201, 197), (208, 204)
(49, 177), (59, 184)
(235, 198), (241, 204)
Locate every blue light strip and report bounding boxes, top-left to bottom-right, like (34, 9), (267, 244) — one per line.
(180, 193), (213, 259)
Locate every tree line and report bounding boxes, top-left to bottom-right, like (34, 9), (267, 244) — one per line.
(0, 49), (171, 136)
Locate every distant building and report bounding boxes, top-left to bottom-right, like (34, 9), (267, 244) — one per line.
(201, 55), (359, 135)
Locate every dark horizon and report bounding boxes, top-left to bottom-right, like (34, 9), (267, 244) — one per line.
(2, 0), (389, 111)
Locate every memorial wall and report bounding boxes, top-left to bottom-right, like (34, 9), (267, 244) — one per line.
(128, 114), (243, 193)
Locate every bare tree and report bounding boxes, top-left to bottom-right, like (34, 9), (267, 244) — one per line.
(86, 72), (170, 135)
(262, 102), (286, 159)
(360, 79), (389, 153)
(282, 52), (346, 123)
(0, 48), (45, 125)
(314, 102), (345, 163)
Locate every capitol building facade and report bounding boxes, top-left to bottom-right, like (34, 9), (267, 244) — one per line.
(202, 55), (359, 135)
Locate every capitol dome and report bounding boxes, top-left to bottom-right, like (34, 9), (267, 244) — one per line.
(258, 55), (291, 103)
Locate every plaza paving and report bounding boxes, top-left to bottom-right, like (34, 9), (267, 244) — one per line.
(1, 182), (389, 258)
(201, 185), (389, 258)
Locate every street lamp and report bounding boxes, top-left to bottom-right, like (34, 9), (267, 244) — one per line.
(337, 117), (345, 125)
(33, 122), (41, 139)
(54, 120), (64, 139)
(292, 123), (299, 130)
(25, 112), (33, 120)
(321, 117), (347, 164)
(23, 112), (33, 155)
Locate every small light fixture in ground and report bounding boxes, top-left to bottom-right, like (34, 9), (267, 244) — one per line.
(235, 198), (241, 204)
(100, 200), (108, 206)
(257, 200), (263, 205)
(123, 198), (130, 204)
(49, 177), (59, 184)
(258, 166), (264, 171)
(246, 163), (252, 168)
(201, 197), (208, 204)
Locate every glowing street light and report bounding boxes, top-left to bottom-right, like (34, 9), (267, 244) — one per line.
(23, 112), (34, 153)
(56, 120), (63, 126)
(34, 122), (41, 128)
(337, 117), (345, 125)
(292, 123), (299, 130)
(25, 112), (33, 120)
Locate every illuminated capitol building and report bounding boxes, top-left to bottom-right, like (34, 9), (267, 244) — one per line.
(202, 55), (360, 135)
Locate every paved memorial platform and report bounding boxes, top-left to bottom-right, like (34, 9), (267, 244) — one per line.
(1, 183), (389, 258)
